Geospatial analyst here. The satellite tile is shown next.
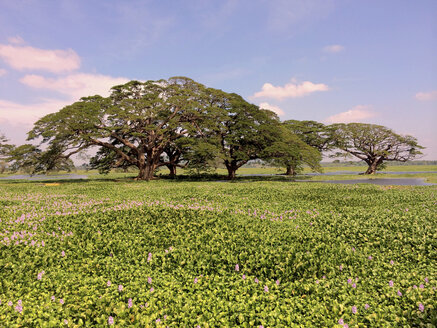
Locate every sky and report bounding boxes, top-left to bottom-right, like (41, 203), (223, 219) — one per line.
(0, 0), (436, 159)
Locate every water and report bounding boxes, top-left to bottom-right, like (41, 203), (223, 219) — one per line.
(304, 171), (437, 176)
(306, 178), (435, 186)
(0, 174), (88, 180)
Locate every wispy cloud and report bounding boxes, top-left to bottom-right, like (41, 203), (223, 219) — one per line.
(0, 98), (70, 126)
(266, 0), (335, 33)
(253, 79), (329, 100)
(0, 68), (6, 77)
(259, 102), (284, 116)
(20, 73), (130, 101)
(0, 42), (80, 73)
(323, 44), (344, 53)
(415, 90), (437, 101)
(325, 105), (376, 124)
(7, 35), (25, 45)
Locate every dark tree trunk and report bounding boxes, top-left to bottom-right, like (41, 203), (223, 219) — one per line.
(167, 164), (177, 178)
(225, 160), (238, 180)
(136, 155), (159, 180)
(364, 157), (383, 174)
(285, 165), (296, 176)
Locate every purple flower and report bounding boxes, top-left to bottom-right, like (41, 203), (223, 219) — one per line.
(107, 280), (111, 286)
(390, 260), (394, 265)
(275, 279), (280, 285)
(424, 277), (429, 283)
(344, 325), (349, 328)
(128, 298), (133, 308)
(61, 251), (65, 257)
(351, 247), (356, 252)
(108, 316), (114, 325)
(147, 277), (152, 284)
(17, 299), (22, 306)
(150, 287), (154, 292)
(347, 278), (352, 284)
(413, 285), (418, 289)
(156, 318), (161, 323)
(322, 276), (326, 279)
(15, 304), (23, 313)
(397, 290), (402, 296)
(365, 303), (370, 309)
(235, 264), (239, 271)
(194, 278), (198, 284)
(352, 283), (356, 288)
(147, 252), (152, 262)
(352, 306), (357, 314)
(51, 295), (55, 301)
(419, 303), (424, 312)
(259, 326), (264, 328)
(242, 274), (246, 280)
(339, 264), (343, 271)
(389, 280), (394, 287)
(8, 301), (12, 306)
(59, 299), (64, 305)
(37, 270), (45, 280)
(254, 278), (259, 284)
(264, 285), (269, 293)
(368, 255), (373, 260)
(338, 318), (344, 325)
(118, 285), (123, 292)
(419, 284), (424, 289)
(64, 319), (68, 325)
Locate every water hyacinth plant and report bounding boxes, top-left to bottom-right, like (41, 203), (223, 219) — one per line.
(0, 179), (435, 326)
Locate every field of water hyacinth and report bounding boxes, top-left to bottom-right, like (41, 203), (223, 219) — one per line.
(0, 179), (436, 327)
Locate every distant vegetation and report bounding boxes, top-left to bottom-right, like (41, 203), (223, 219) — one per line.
(0, 77), (424, 179)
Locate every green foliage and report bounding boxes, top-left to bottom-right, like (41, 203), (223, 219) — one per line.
(0, 180), (435, 327)
(264, 126), (322, 175)
(329, 123), (424, 174)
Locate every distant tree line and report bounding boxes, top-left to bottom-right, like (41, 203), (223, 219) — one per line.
(0, 77), (424, 180)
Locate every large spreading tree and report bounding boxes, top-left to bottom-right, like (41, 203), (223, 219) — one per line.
(264, 126), (322, 176)
(274, 120), (333, 175)
(329, 123), (424, 174)
(28, 77), (212, 180)
(197, 89), (281, 179)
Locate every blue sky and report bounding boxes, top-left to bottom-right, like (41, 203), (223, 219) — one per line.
(0, 0), (436, 159)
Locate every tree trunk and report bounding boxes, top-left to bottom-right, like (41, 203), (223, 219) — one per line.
(365, 157), (383, 174)
(136, 156), (159, 180)
(226, 166), (236, 180)
(225, 161), (238, 180)
(285, 165), (296, 176)
(167, 164), (177, 178)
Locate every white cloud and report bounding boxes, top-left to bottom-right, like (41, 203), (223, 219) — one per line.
(0, 43), (80, 73)
(0, 98), (70, 126)
(325, 105), (376, 124)
(0, 68), (6, 77)
(20, 73), (130, 101)
(323, 44), (344, 53)
(415, 90), (437, 101)
(259, 102), (285, 116)
(7, 35), (25, 45)
(253, 79), (329, 100)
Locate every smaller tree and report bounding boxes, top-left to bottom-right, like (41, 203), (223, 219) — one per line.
(329, 123), (424, 174)
(202, 91), (281, 179)
(0, 133), (14, 173)
(264, 127), (322, 176)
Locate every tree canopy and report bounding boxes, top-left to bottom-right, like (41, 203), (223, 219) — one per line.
(264, 126), (322, 176)
(28, 77), (214, 180)
(329, 123), (424, 174)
